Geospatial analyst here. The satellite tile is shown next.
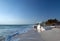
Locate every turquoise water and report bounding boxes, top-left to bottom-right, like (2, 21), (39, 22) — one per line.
(0, 25), (33, 41)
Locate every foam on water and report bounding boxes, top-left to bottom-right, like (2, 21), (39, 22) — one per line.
(0, 25), (33, 41)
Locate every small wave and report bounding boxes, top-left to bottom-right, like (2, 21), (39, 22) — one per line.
(0, 25), (33, 41)
(6, 32), (19, 41)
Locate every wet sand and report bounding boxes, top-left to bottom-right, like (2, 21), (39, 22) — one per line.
(11, 28), (60, 41)
(11, 29), (44, 41)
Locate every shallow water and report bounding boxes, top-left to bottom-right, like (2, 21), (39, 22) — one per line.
(0, 25), (33, 41)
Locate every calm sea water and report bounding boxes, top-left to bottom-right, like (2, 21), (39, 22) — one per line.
(0, 24), (33, 41)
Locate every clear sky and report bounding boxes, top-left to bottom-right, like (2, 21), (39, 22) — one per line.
(0, 0), (60, 24)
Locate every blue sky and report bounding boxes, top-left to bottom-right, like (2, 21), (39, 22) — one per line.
(0, 0), (60, 24)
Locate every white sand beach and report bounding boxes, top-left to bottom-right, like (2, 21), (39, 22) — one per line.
(10, 28), (60, 41)
(40, 28), (60, 41)
(11, 29), (44, 41)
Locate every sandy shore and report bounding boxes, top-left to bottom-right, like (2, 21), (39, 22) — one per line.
(11, 28), (60, 41)
(11, 29), (44, 41)
(40, 28), (60, 41)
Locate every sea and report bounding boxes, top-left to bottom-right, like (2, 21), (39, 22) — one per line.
(0, 24), (33, 41)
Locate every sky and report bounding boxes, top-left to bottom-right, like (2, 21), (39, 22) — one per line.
(0, 0), (60, 24)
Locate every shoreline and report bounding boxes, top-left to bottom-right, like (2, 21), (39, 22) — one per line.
(1, 27), (60, 41)
(10, 28), (44, 41)
(11, 28), (60, 41)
